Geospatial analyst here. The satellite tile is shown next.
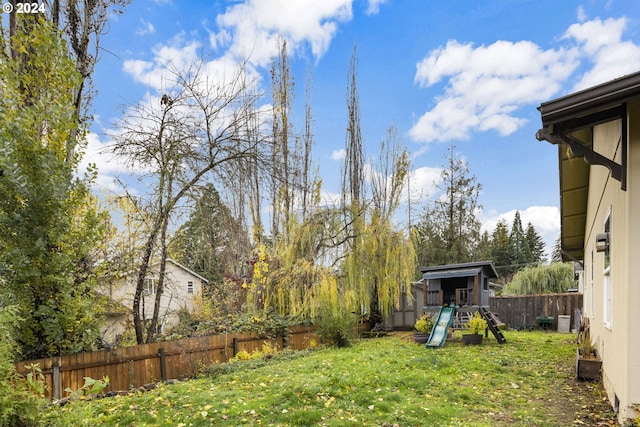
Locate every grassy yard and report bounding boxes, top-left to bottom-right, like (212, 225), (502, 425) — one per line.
(42, 331), (618, 426)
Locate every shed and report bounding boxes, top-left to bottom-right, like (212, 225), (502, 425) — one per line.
(420, 260), (499, 308)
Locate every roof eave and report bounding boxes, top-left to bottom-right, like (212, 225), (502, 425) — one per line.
(539, 71), (640, 126)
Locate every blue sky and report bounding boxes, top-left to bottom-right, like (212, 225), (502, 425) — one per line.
(83, 0), (640, 254)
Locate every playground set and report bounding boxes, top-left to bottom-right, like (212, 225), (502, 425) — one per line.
(419, 261), (506, 348)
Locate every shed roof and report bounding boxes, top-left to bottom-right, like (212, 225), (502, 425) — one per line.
(419, 260), (498, 279)
(422, 266), (482, 280)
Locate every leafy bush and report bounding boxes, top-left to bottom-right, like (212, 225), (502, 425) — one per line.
(414, 314), (434, 334)
(0, 303), (45, 426)
(315, 311), (356, 348)
(64, 376), (109, 400)
(466, 312), (488, 334)
(169, 311), (295, 340)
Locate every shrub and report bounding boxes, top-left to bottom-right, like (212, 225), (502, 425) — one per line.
(315, 311), (356, 348)
(0, 303), (45, 426)
(414, 314), (434, 334)
(466, 312), (488, 335)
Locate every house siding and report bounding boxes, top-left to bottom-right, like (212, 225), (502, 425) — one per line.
(98, 260), (205, 344)
(625, 97), (640, 420)
(583, 99), (640, 422)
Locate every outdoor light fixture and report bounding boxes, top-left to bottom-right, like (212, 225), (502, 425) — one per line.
(596, 232), (610, 252)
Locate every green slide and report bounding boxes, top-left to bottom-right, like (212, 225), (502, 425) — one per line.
(425, 306), (456, 348)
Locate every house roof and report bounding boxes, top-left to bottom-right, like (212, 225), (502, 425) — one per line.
(150, 258), (210, 284)
(537, 71), (640, 261)
(419, 260), (498, 280)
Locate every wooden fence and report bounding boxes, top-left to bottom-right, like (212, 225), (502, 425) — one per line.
(15, 324), (318, 401)
(489, 293), (583, 331)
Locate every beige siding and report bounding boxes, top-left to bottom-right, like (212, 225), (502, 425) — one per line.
(583, 99), (640, 421)
(626, 98), (640, 420)
(97, 260), (205, 342)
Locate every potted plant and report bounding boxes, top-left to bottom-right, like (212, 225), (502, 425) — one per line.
(413, 314), (434, 344)
(576, 323), (601, 380)
(462, 312), (487, 345)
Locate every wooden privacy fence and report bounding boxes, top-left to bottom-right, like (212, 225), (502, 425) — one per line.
(15, 324), (318, 401)
(489, 293), (583, 331)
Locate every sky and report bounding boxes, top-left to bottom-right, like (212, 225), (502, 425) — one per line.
(83, 0), (640, 257)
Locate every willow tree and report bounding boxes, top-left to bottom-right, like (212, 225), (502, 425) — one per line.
(502, 263), (574, 295)
(342, 128), (416, 326)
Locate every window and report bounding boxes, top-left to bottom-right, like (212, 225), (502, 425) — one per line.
(483, 277), (488, 291)
(143, 278), (157, 295)
(187, 281), (194, 294)
(143, 277), (163, 295)
(603, 210), (612, 328)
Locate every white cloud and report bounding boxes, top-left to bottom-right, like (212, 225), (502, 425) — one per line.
(331, 149), (346, 160)
(135, 19), (156, 36)
(410, 39), (579, 144)
(481, 206), (560, 259)
(403, 166), (441, 204)
(122, 34), (203, 91)
(577, 6), (587, 22)
(213, 0), (354, 67)
(78, 132), (133, 193)
(564, 17), (640, 91)
(365, 0), (387, 15)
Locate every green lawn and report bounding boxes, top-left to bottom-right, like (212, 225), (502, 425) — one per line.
(42, 331), (617, 426)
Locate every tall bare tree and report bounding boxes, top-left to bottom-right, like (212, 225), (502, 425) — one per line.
(270, 40), (294, 239)
(111, 60), (265, 343)
(341, 45), (365, 217)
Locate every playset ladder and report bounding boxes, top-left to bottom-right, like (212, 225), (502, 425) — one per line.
(479, 307), (506, 344)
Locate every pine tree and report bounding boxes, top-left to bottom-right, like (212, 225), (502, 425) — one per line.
(551, 236), (563, 262)
(509, 211), (532, 271)
(525, 222), (546, 264)
(491, 219), (511, 270)
(475, 230), (492, 261)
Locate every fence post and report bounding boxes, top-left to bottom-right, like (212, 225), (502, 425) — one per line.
(158, 348), (166, 382)
(232, 337), (238, 357)
(52, 360), (60, 401)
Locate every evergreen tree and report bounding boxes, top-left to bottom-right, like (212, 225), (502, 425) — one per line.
(491, 219), (511, 271)
(170, 184), (251, 286)
(551, 236), (563, 262)
(525, 222), (546, 264)
(475, 230), (492, 261)
(414, 144), (482, 266)
(509, 211), (532, 271)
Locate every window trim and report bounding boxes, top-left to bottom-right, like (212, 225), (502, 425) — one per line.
(602, 208), (612, 329)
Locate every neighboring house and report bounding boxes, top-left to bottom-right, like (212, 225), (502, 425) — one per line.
(97, 258), (208, 344)
(537, 71), (640, 423)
